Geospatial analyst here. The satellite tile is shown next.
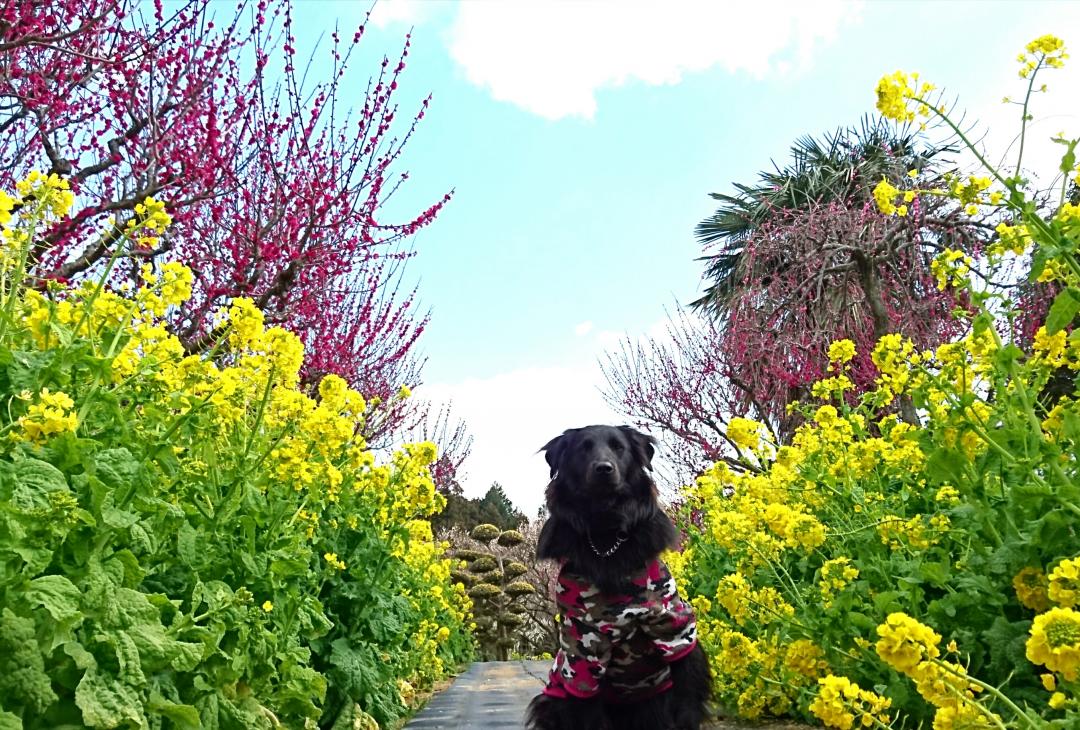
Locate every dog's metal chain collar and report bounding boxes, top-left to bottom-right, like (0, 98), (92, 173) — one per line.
(587, 529), (628, 558)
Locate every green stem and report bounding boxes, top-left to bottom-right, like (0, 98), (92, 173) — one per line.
(0, 207), (43, 340)
(1015, 59), (1041, 176)
(930, 658), (1039, 730)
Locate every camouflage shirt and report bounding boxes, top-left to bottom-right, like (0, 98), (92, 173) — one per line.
(542, 558), (698, 703)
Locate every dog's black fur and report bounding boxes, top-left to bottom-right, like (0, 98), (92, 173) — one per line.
(526, 425), (711, 730)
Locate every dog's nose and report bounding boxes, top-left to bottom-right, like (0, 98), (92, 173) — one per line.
(594, 461), (614, 475)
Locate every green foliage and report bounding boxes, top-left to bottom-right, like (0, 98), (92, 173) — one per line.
(457, 525), (542, 661)
(0, 179), (474, 729)
(676, 36), (1080, 728)
(431, 484), (525, 533)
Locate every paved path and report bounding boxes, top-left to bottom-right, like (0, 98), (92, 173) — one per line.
(405, 660), (549, 729)
(405, 661), (811, 729)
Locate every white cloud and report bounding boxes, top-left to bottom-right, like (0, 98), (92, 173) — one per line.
(368, 0), (431, 29)
(922, 6), (1080, 191)
(417, 315), (684, 517)
(418, 364), (622, 517)
(446, 0), (860, 120)
(972, 68), (1080, 192)
(574, 320), (594, 336)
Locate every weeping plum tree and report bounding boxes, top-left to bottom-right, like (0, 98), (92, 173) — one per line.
(0, 0), (450, 446)
(604, 120), (993, 474)
(713, 198), (982, 430)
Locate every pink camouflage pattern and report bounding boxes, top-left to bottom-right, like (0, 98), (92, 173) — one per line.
(542, 558), (698, 703)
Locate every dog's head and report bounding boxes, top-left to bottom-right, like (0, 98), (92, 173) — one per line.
(540, 424), (657, 506)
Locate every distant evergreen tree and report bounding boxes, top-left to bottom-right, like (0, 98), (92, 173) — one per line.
(432, 482), (525, 532)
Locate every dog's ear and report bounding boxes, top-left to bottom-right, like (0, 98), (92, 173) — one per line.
(540, 429), (577, 478)
(619, 425), (657, 471)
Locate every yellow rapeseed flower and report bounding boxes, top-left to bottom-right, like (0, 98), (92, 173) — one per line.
(1027, 607), (1080, 680)
(18, 388), (78, 442)
(810, 674), (892, 730)
(872, 178), (901, 215)
(1014, 567), (1052, 612)
(876, 613), (941, 674)
(875, 71), (935, 123)
(324, 552), (347, 571)
(1049, 558), (1080, 608)
(827, 339), (857, 364)
(930, 249), (972, 291)
(726, 417), (763, 451)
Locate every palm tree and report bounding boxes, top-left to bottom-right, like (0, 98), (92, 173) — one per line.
(691, 116), (953, 318)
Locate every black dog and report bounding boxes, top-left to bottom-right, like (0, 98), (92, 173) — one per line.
(526, 425), (710, 730)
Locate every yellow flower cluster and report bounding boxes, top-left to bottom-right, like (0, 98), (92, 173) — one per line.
(871, 334), (922, 397)
(0, 190), (14, 226)
(716, 571), (794, 627)
(877, 514), (948, 551)
(323, 552), (347, 571)
(1019, 34), (1068, 78)
(0, 173), (75, 269)
(726, 417), (764, 452)
(930, 249), (973, 291)
(1027, 607), (1080, 681)
(876, 612), (941, 673)
(1032, 327), (1079, 370)
(17, 388), (78, 442)
(810, 374), (855, 400)
(809, 674), (892, 730)
(877, 615), (996, 728)
(990, 221), (1032, 257)
(875, 71), (936, 124)
(691, 461), (824, 568)
(819, 557), (859, 608)
(15, 171), (74, 220)
(1049, 558), (1079, 608)
(1014, 567), (1052, 612)
(785, 639), (828, 679)
(872, 178), (907, 217)
(827, 339), (857, 364)
(124, 196), (172, 248)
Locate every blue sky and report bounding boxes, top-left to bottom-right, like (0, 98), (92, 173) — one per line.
(290, 1), (1080, 514)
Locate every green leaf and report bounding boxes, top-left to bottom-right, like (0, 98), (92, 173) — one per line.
(10, 458), (69, 512)
(112, 631), (146, 687)
(1053, 135), (1079, 175)
(0, 608), (58, 715)
(147, 693), (200, 729)
(924, 447), (964, 485)
(1046, 287), (1080, 334)
(92, 448), (145, 504)
(871, 590), (902, 614)
(846, 611), (876, 632)
(74, 665), (143, 729)
(24, 575), (82, 627)
(0, 709), (21, 730)
(7, 351), (55, 392)
(101, 503), (139, 530)
(169, 641), (204, 673)
(176, 523), (209, 571)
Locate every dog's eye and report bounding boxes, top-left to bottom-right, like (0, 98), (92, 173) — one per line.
(609, 441), (624, 452)
(581, 439), (594, 451)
